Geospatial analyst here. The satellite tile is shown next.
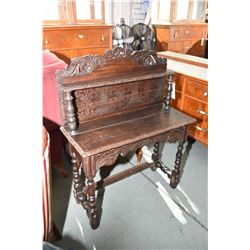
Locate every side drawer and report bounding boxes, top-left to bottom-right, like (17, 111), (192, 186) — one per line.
(168, 40), (195, 54)
(188, 120), (208, 145)
(185, 78), (208, 102)
(169, 26), (192, 41)
(43, 28), (110, 50)
(182, 96), (208, 121)
(190, 26), (208, 40)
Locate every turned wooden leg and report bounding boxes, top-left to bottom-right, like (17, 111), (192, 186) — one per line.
(86, 177), (99, 229)
(85, 156), (99, 229)
(170, 143), (184, 188)
(152, 142), (162, 171)
(136, 147), (143, 165)
(170, 127), (188, 188)
(69, 146), (88, 208)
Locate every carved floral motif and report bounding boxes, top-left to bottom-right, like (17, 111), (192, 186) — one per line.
(75, 79), (162, 122)
(58, 47), (167, 78)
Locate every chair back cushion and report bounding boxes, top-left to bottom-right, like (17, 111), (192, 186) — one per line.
(43, 50), (67, 126)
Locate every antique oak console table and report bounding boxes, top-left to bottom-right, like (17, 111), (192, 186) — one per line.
(56, 47), (195, 229)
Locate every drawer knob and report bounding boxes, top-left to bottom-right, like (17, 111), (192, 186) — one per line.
(78, 34), (84, 39)
(185, 30), (190, 34)
(196, 108), (208, 115)
(174, 31), (178, 38)
(203, 91), (208, 96)
(185, 46), (190, 49)
(194, 125), (208, 133)
(101, 34), (105, 42)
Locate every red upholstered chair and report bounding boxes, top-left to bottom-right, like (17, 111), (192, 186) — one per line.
(42, 126), (61, 242)
(43, 50), (68, 177)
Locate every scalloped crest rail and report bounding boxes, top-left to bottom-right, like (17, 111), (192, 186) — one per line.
(56, 47), (196, 229)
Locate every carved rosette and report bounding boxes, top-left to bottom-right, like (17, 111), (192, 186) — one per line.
(58, 47), (167, 78)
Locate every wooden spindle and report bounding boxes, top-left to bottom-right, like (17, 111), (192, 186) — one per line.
(65, 91), (77, 135)
(165, 70), (174, 112)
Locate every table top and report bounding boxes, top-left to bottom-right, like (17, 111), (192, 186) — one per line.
(60, 104), (196, 157)
(158, 51), (208, 68)
(158, 51), (208, 82)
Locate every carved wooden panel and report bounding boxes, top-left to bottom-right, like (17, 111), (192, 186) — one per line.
(58, 47), (167, 79)
(57, 47), (168, 126)
(74, 78), (163, 123)
(94, 127), (185, 170)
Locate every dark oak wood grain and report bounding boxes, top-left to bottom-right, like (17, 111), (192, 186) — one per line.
(57, 47), (195, 229)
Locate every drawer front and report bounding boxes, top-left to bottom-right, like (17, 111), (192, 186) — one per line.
(183, 96), (208, 121)
(185, 79), (208, 102)
(190, 26), (208, 39)
(168, 41), (195, 54)
(169, 26), (207, 41)
(43, 28), (110, 50)
(169, 26), (192, 41)
(188, 120), (208, 145)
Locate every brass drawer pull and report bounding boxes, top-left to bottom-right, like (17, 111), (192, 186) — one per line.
(44, 37), (49, 48)
(194, 125), (208, 133)
(101, 34), (105, 42)
(203, 91), (208, 96)
(201, 37), (205, 46)
(78, 34), (84, 39)
(196, 108), (208, 115)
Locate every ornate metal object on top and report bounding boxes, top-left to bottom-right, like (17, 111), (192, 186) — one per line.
(113, 18), (134, 49)
(112, 18), (156, 51)
(131, 23), (156, 51)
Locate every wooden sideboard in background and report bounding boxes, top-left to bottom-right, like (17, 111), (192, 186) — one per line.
(159, 51), (208, 146)
(172, 74), (208, 146)
(154, 23), (208, 58)
(43, 25), (113, 63)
